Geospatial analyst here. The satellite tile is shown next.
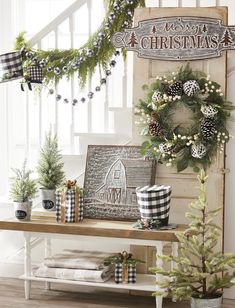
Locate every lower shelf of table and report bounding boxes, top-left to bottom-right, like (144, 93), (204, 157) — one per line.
(20, 274), (156, 292)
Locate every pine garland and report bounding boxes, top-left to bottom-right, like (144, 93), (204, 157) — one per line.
(151, 170), (235, 300)
(14, 0), (145, 88)
(37, 131), (65, 190)
(136, 64), (234, 172)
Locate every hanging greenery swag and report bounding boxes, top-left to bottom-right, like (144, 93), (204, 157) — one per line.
(14, 0), (145, 89)
(136, 64), (234, 173)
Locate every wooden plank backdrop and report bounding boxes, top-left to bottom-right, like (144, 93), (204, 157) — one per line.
(131, 6), (227, 274)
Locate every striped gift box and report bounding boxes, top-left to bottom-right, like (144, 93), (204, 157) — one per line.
(136, 185), (172, 226)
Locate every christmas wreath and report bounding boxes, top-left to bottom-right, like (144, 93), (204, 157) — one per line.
(136, 64), (234, 172)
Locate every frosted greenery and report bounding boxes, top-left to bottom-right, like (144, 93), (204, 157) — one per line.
(37, 131), (65, 190)
(14, 0), (145, 87)
(10, 160), (37, 203)
(152, 169), (235, 300)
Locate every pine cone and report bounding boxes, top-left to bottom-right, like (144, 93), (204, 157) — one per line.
(167, 81), (183, 97)
(183, 80), (200, 97)
(148, 120), (162, 137)
(200, 119), (216, 140)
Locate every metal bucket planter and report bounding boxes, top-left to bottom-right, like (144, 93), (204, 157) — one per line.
(14, 201), (32, 221)
(136, 185), (172, 227)
(191, 296), (222, 308)
(0, 51), (23, 83)
(40, 188), (56, 211)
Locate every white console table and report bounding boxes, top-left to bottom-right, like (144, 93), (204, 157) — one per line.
(0, 218), (186, 308)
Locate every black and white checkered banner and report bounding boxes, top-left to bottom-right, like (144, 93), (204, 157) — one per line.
(0, 51), (23, 83)
(136, 185), (172, 221)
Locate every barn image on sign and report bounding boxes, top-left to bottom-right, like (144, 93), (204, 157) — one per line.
(83, 145), (156, 220)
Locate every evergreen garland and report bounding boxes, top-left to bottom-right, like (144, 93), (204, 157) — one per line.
(10, 160), (37, 202)
(152, 170), (235, 300)
(136, 64), (234, 172)
(14, 0), (145, 88)
(37, 131), (65, 189)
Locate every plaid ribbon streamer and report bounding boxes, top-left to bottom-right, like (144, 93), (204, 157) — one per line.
(27, 66), (43, 83)
(136, 185), (172, 220)
(115, 263), (136, 284)
(0, 51), (23, 81)
(56, 190), (83, 223)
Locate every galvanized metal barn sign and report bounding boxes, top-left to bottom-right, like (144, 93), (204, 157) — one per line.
(112, 16), (235, 61)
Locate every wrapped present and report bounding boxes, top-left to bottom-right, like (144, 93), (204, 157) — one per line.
(104, 251), (144, 284)
(115, 263), (136, 284)
(0, 51), (23, 83)
(136, 185), (172, 227)
(56, 180), (83, 223)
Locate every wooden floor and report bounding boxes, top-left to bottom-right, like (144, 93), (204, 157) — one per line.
(0, 278), (234, 308)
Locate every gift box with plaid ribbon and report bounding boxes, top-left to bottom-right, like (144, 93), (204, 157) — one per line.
(56, 180), (83, 223)
(0, 51), (23, 82)
(104, 251), (144, 284)
(136, 185), (172, 227)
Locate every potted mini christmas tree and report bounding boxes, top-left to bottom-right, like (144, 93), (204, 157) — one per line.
(10, 160), (37, 220)
(152, 170), (235, 308)
(37, 130), (65, 210)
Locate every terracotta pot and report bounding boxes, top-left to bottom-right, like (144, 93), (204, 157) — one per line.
(40, 188), (56, 211)
(14, 201), (32, 221)
(191, 296), (222, 308)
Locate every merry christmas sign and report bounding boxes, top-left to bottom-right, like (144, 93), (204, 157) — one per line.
(112, 16), (235, 61)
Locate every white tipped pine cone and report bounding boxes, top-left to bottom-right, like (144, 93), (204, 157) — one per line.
(183, 80), (200, 97)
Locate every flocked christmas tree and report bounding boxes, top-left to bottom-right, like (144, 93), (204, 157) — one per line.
(37, 130), (65, 190)
(152, 169), (235, 300)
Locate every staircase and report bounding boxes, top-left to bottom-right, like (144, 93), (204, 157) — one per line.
(27, 0), (133, 156)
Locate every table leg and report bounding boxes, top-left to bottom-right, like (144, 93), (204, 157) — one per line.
(24, 232), (31, 300)
(45, 237), (52, 290)
(171, 242), (179, 302)
(155, 242), (164, 308)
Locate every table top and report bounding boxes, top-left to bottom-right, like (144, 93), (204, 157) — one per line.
(0, 217), (187, 242)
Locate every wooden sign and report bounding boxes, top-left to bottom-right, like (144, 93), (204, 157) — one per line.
(112, 16), (235, 61)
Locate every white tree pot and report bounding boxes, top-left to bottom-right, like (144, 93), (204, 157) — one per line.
(40, 188), (56, 211)
(13, 201), (32, 221)
(191, 296), (222, 308)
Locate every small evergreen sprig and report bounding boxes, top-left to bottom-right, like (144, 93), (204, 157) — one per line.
(104, 251), (145, 266)
(151, 170), (235, 300)
(10, 160), (37, 203)
(37, 130), (65, 190)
